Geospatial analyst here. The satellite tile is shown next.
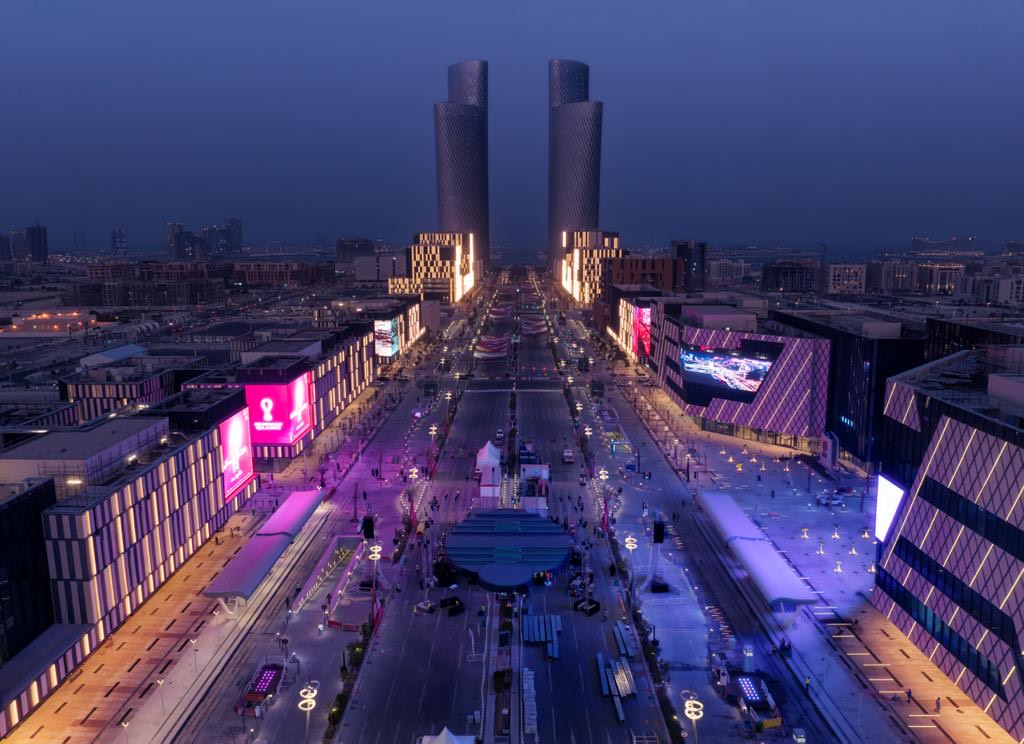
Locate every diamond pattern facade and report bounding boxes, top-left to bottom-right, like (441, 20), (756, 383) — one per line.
(435, 61), (488, 269)
(873, 350), (1024, 740)
(654, 312), (830, 442)
(549, 59), (602, 271)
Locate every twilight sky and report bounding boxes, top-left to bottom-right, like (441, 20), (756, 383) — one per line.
(1, 1), (1022, 259)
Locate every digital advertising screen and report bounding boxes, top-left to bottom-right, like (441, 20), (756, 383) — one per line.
(632, 306), (651, 357)
(245, 371), (315, 445)
(374, 318), (399, 357)
(679, 342), (780, 406)
(219, 408), (255, 501)
(875, 475), (906, 541)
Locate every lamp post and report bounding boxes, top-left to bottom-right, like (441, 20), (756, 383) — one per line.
(680, 691), (704, 744)
(189, 638), (198, 674)
(121, 720), (130, 744)
(598, 467), (609, 533)
(298, 685), (318, 744)
(368, 544), (382, 626)
(567, 375), (574, 386)
(624, 535), (638, 607)
(156, 677), (166, 715)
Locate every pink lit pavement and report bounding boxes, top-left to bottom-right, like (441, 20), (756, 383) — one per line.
(621, 376), (1015, 744)
(44, 343), (449, 744)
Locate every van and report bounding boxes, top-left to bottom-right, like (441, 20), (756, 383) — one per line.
(495, 429), (504, 444)
(791, 728), (807, 744)
(562, 449), (575, 464)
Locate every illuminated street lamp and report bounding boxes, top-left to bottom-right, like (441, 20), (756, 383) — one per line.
(298, 685), (318, 744)
(368, 544), (383, 626)
(189, 638), (198, 673)
(624, 535), (638, 607)
(156, 677), (166, 715)
(428, 424), (438, 439)
(598, 467), (610, 532)
(567, 375), (574, 385)
(584, 425), (592, 438)
(121, 720), (130, 744)
(575, 401), (583, 414)
(409, 467), (418, 481)
(445, 391), (452, 402)
(680, 691), (704, 744)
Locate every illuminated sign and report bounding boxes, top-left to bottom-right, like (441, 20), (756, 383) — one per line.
(374, 318), (400, 357)
(679, 341), (782, 406)
(219, 408), (255, 501)
(875, 475), (905, 541)
(632, 306), (651, 357)
(245, 371), (314, 445)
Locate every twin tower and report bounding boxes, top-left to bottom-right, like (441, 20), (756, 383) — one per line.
(434, 59), (603, 270)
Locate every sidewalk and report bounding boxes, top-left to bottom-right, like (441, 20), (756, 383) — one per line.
(617, 372), (1015, 744)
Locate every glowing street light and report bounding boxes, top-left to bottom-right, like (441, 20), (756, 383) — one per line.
(445, 391), (452, 402)
(298, 685), (318, 744)
(681, 692), (704, 743)
(624, 535), (638, 606)
(575, 401), (583, 413)
(428, 424), (438, 438)
(567, 375), (574, 385)
(584, 425), (592, 438)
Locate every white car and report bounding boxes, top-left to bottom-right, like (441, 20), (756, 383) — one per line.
(495, 429), (504, 443)
(562, 449), (575, 464)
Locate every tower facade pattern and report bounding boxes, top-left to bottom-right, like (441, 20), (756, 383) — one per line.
(548, 59), (602, 272)
(435, 60), (489, 269)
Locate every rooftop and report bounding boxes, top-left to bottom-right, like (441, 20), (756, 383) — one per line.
(893, 346), (1024, 432)
(0, 417), (166, 462)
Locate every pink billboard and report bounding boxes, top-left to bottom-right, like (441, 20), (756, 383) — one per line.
(219, 408), (255, 501)
(245, 371), (315, 445)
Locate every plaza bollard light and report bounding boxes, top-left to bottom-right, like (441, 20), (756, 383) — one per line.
(189, 638), (198, 674)
(834, 560), (843, 573)
(801, 527), (809, 540)
(121, 720), (130, 744)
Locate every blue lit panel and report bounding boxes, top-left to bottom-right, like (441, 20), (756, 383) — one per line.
(875, 475), (906, 541)
(737, 676), (761, 703)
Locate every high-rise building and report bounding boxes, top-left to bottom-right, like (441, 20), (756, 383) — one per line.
(761, 259), (822, 293)
(435, 60), (489, 270)
(203, 225), (231, 256)
(387, 232), (475, 303)
(8, 230), (27, 261)
(110, 228), (127, 254)
(559, 230), (621, 307)
(549, 59), (602, 273)
(72, 230), (88, 255)
(25, 225), (47, 263)
(672, 240), (709, 292)
(226, 217), (243, 253)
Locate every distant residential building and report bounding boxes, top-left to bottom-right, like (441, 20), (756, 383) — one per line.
(354, 253), (407, 283)
(761, 259), (821, 293)
(914, 261), (964, 295)
(824, 263), (866, 295)
(600, 255), (684, 295)
(866, 259), (916, 293)
(707, 258), (750, 287)
(671, 240), (708, 292)
(110, 228), (127, 254)
(910, 235), (979, 256)
(336, 238), (375, 263)
(165, 221), (184, 257)
(559, 230), (622, 307)
(387, 232), (476, 303)
(233, 260), (336, 287)
(72, 230), (88, 255)
(64, 278), (225, 308)
(1004, 240), (1024, 256)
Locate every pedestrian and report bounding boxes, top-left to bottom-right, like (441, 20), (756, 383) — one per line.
(935, 697), (941, 713)
(906, 688), (913, 703)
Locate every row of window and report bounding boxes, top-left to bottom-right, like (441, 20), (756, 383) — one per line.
(894, 536), (1018, 650)
(919, 476), (1024, 565)
(877, 567), (1005, 699)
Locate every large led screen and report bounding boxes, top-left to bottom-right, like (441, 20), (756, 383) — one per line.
(875, 475), (905, 541)
(679, 343), (780, 406)
(632, 307), (651, 357)
(245, 371), (314, 445)
(374, 318), (399, 357)
(219, 408), (255, 501)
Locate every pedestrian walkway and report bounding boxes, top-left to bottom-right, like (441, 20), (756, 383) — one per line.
(618, 373), (1015, 744)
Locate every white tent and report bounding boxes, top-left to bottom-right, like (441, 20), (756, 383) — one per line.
(476, 441), (502, 503)
(421, 727), (475, 744)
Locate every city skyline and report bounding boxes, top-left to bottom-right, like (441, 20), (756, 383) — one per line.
(1, 3), (1022, 257)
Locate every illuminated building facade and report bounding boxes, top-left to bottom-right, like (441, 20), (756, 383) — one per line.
(186, 325), (376, 469)
(388, 232), (475, 304)
(599, 285), (661, 363)
(548, 59), (602, 272)
(559, 230), (621, 307)
(651, 301), (830, 450)
(872, 347), (1024, 740)
(436, 60), (489, 269)
(313, 296), (425, 361)
(0, 401), (257, 735)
